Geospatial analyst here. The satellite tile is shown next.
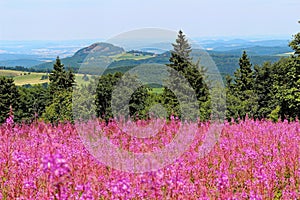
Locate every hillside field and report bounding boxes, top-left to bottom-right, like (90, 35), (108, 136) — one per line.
(0, 69), (91, 86)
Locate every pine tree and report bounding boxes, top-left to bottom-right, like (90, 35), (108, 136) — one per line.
(254, 62), (277, 119)
(273, 29), (300, 120)
(44, 57), (75, 123)
(172, 30), (192, 61)
(226, 51), (258, 120)
(49, 57), (75, 95)
(236, 51), (254, 92)
(0, 77), (19, 123)
(162, 30), (210, 120)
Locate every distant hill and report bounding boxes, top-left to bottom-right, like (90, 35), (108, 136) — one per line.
(34, 42), (171, 74)
(0, 54), (41, 61)
(74, 42), (125, 57)
(0, 54), (45, 68)
(208, 53), (281, 76)
(30, 41), (287, 77)
(0, 59), (44, 68)
(104, 50), (282, 77)
(34, 42), (125, 71)
(212, 46), (292, 56)
(195, 39), (291, 52)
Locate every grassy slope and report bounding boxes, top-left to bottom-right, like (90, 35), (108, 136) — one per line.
(110, 53), (153, 61)
(0, 69), (164, 95)
(150, 87), (164, 94)
(74, 74), (93, 86)
(0, 69), (91, 86)
(0, 70), (48, 86)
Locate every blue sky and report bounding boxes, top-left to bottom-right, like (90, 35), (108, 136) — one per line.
(0, 0), (299, 40)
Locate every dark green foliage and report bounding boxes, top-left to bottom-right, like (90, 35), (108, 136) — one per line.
(226, 51), (258, 120)
(172, 30), (192, 61)
(95, 72), (150, 121)
(128, 85), (150, 120)
(15, 85), (50, 122)
(289, 32), (300, 56)
(141, 90), (166, 119)
(162, 30), (210, 120)
(272, 28), (300, 119)
(73, 83), (97, 121)
(49, 57), (75, 95)
(43, 57), (75, 123)
(226, 29), (300, 121)
(253, 62), (276, 119)
(272, 57), (300, 120)
(237, 51), (254, 91)
(42, 91), (73, 123)
(0, 77), (19, 123)
(95, 72), (122, 120)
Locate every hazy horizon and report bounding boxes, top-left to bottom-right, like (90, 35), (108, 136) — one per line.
(0, 0), (299, 41)
(0, 34), (294, 42)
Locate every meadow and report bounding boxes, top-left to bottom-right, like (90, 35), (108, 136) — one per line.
(110, 53), (154, 61)
(0, 70), (49, 86)
(0, 116), (299, 199)
(0, 69), (91, 86)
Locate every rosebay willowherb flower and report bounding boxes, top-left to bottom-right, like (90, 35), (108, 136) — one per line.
(40, 153), (70, 179)
(0, 119), (299, 199)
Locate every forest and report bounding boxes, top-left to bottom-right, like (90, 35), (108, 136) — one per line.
(0, 30), (299, 123)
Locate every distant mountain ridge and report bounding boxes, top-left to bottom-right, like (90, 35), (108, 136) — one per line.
(33, 41), (287, 76)
(0, 59), (44, 68)
(74, 42), (125, 57)
(34, 42), (125, 70)
(0, 39), (292, 76)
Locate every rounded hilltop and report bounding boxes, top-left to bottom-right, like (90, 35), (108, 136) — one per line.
(74, 42), (125, 57)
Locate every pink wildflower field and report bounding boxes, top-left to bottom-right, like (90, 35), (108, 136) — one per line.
(0, 118), (299, 199)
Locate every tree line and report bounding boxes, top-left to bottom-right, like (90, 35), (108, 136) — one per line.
(0, 30), (299, 124)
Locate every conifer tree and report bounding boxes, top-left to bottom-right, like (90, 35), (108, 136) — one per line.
(44, 57), (75, 123)
(95, 72), (149, 121)
(171, 30), (192, 62)
(226, 51), (258, 120)
(274, 28), (300, 120)
(49, 56), (75, 95)
(0, 77), (19, 123)
(162, 30), (210, 120)
(254, 62), (276, 119)
(236, 51), (254, 92)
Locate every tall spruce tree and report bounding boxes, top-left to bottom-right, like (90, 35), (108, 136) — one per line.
(171, 30), (192, 61)
(162, 30), (210, 120)
(254, 62), (277, 119)
(0, 77), (19, 123)
(44, 57), (75, 123)
(226, 51), (257, 120)
(49, 56), (75, 95)
(274, 29), (300, 120)
(236, 51), (254, 92)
